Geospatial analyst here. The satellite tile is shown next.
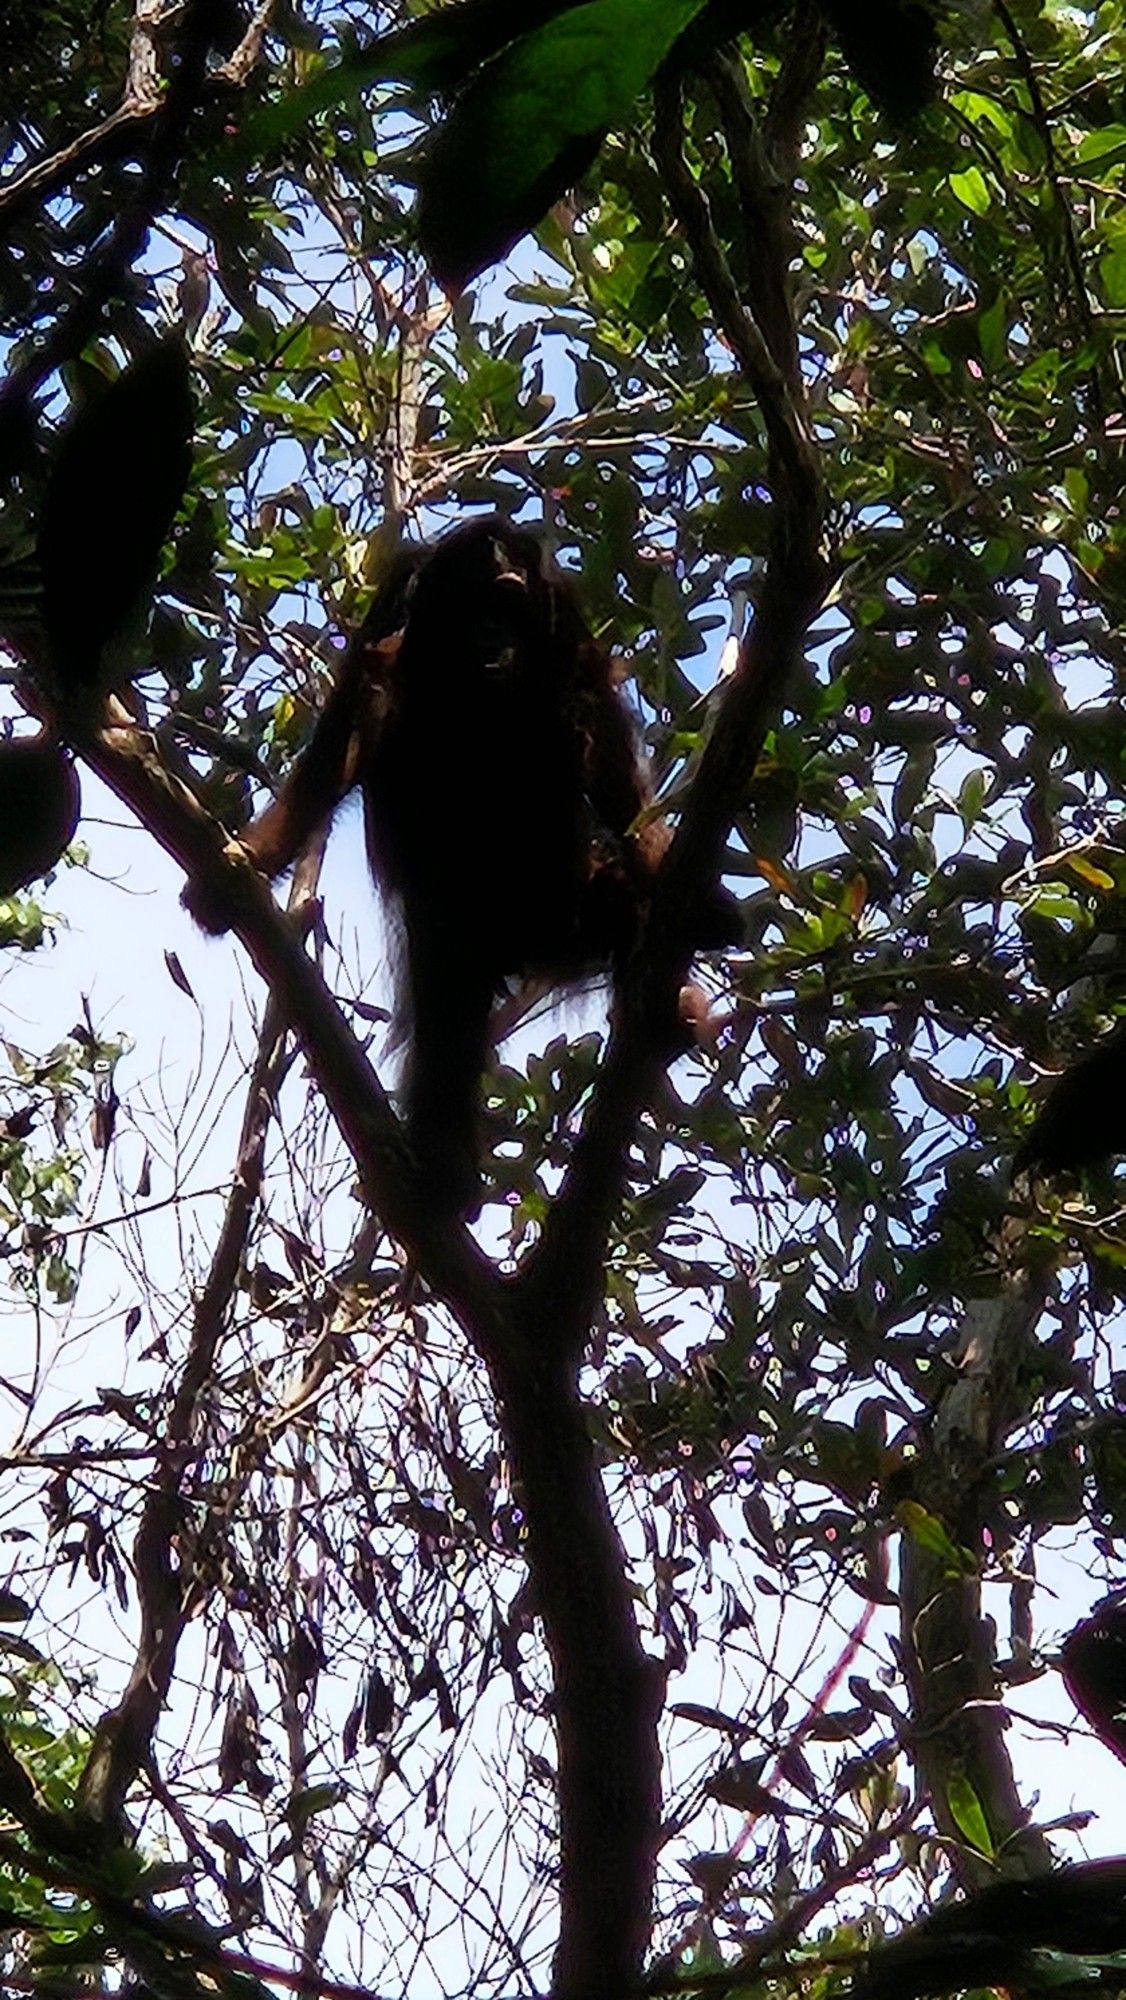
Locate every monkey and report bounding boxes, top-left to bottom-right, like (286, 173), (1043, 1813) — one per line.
(186, 517), (738, 1214)
(1014, 1028), (1126, 1175)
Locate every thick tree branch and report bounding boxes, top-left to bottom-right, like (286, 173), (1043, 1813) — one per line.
(764, 0), (827, 162)
(0, 106), (153, 230)
(63, 699), (504, 1330)
(491, 72), (827, 1985)
(525, 86), (825, 1338)
(51, 692), (659, 2000)
(899, 1283), (1054, 1885)
(702, 50), (801, 387)
(490, 1332), (664, 2000)
(523, 499), (824, 1339)
(216, 0), (277, 84)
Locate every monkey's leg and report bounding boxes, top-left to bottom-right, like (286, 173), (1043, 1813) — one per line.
(403, 935), (496, 1216)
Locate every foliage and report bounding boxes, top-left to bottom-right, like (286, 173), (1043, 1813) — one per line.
(1, 1), (1126, 1997)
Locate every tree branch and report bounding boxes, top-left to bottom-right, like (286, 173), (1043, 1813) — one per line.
(899, 1283), (1054, 1884)
(0, 0), (238, 465)
(650, 68), (812, 486)
(52, 690), (659, 1999)
(526, 73), (825, 1344)
(0, 106), (153, 230)
(702, 49), (801, 387)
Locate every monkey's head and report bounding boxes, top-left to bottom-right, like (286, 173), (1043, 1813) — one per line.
(402, 516), (559, 685)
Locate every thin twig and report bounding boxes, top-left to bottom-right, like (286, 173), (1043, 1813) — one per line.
(76, 994), (297, 1827)
(0, 0), (225, 459)
(993, 0), (1094, 362)
(651, 68), (811, 486)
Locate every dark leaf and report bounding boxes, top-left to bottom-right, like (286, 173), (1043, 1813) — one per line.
(0, 737), (80, 897)
(364, 1665), (396, 1740)
(164, 950), (195, 999)
(38, 340), (194, 685)
(417, 0), (707, 290)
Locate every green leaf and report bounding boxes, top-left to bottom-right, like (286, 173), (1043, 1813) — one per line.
(897, 1501), (975, 1575)
(957, 767), (987, 830)
(949, 89), (1015, 139)
(1100, 243), (1126, 308)
(1031, 1950), (1126, 1985)
(921, 338), (953, 376)
(1076, 124), (1126, 166)
(948, 166), (991, 216)
(417, 0), (708, 289)
(945, 1770), (994, 1857)
(978, 296), (1008, 371)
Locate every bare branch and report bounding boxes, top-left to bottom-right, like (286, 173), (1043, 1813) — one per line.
(0, 106), (152, 228)
(216, 0), (277, 84)
(77, 995), (296, 1828)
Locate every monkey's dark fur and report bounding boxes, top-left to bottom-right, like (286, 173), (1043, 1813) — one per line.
(1014, 1027), (1126, 1175)
(188, 517), (736, 1212)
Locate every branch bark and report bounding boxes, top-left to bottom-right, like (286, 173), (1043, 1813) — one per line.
(898, 1283), (1054, 1885)
(496, 1333), (665, 2000)
(57, 695), (661, 1997)
(525, 73), (826, 1345)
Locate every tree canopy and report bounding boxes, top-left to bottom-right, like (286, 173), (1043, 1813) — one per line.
(2, 3), (1126, 1998)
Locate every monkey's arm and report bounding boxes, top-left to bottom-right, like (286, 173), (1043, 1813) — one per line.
(579, 641), (741, 950)
(185, 632), (398, 934)
(573, 639), (660, 856)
